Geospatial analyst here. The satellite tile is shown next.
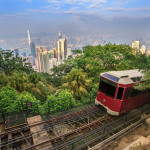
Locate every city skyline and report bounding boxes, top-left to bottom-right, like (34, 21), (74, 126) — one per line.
(0, 0), (150, 44)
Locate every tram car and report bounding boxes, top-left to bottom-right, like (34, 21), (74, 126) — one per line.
(95, 69), (150, 116)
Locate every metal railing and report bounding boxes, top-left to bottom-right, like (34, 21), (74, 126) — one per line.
(0, 92), (96, 124)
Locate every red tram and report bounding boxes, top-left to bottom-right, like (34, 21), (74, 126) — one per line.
(95, 69), (150, 116)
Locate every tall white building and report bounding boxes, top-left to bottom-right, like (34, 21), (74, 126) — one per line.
(67, 48), (72, 59)
(94, 41), (98, 46)
(49, 58), (62, 72)
(140, 45), (146, 54)
(132, 41), (140, 55)
(57, 38), (67, 60)
(27, 30), (31, 45)
(146, 50), (150, 56)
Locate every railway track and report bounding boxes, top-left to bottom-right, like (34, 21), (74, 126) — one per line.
(0, 105), (111, 149)
(1, 103), (150, 150)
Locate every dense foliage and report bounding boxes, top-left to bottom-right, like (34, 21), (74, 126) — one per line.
(0, 50), (32, 74)
(0, 44), (150, 114)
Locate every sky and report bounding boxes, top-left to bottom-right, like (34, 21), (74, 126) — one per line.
(0, 0), (150, 43)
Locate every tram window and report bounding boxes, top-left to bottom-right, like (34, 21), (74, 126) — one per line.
(131, 88), (146, 97)
(124, 88), (131, 99)
(116, 87), (124, 100)
(131, 89), (139, 97)
(99, 78), (117, 98)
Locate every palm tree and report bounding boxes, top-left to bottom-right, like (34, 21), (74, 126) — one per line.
(8, 71), (34, 92)
(62, 68), (92, 100)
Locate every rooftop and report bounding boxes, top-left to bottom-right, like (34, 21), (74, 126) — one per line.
(101, 69), (144, 84)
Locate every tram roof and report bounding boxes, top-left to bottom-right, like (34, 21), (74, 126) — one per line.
(101, 69), (144, 84)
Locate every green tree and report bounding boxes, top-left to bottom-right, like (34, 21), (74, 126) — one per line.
(50, 57), (74, 86)
(71, 44), (135, 84)
(0, 86), (18, 113)
(0, 73), (8, 89)
(11, 91), (40, 113)
(62, 68), (92, 99)
(0, 50), (32, 75)
(7, 71), (34, 92)
(72, 49), (82, 54)
(41, 90), (76, 114)
(135, 70), (150, 91)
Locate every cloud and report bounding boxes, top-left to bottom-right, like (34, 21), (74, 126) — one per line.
(27, 8), (101, 17)
(43, 5), (61, 10)
(16, 12), (31, 16)
(47, 0), (60, 3)
(27, 6), (150, 21)
(47, 0), (107, 8)
(105, 7), (150, 12)
(112, 0), (136, 6)
(88, 0), (107, 8)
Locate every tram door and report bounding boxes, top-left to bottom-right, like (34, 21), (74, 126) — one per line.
(116, 86), (125, 113)
(120, 87), (131, 113)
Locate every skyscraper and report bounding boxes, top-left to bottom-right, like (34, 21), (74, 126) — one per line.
(36, 46), (43, 72)
(28, 55), (34, 66)
(27, 30), (31, 45)
(132, 41), (140, 55)
(57, 38), (67, 60)
(67, 48), (71, 58)
(36, 47), (54, 73)
(58, 32), (62, 39)
(30, 42), (36, 58)
(27, 30), (37, 58)
(14, 49), (19, 56)
(36, 33), (68, 73)
(22, 52), (26, 57)
(140, 45), (146, 54)
(52, 48), (58, 59)
(146, 51), (150, 56)
(94, 41), (98, 46)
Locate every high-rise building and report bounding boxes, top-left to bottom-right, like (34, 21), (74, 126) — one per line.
(14, 49), (19, 56)
(28, 55), (34, 66)
(132, 41), (140, 55)
(52, 48), (58, 59)
(146, 51), (150, 56)
(67, 48), (71, 59)
(94, 41), (98, 46)
(58, 32), (62, 39)
(36, 33), (69, 73)
(27, 30), (31, 45)
(49, 58), (61, 72)
(34, 58), (39, 70)
(57, 38), (67, 60)
(36, 47), (54, 73)
(140, 45), (146, 54)
(27, 30), (37, 58)
(36, 46), (43, 72)
(30, 42), (36, 58)
(22, 52), (26, 57)
(20, 54), (24, 60)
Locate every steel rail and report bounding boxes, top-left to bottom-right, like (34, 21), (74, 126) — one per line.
(2, 103), (150, 150)
(0, 105), (106, 149)
(23, 115), (111, 150)
(0, 105), (97, 137)
(50, 104), (150, 150)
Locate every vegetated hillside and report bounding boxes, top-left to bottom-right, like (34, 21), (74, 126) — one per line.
(0, 43), (150, 114)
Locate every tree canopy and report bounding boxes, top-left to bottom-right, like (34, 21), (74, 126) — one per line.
(0, 50), (32, 74)
(0, 44), (150, 114)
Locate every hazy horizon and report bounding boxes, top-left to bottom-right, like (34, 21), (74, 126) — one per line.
(0, 0), (150, 47)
